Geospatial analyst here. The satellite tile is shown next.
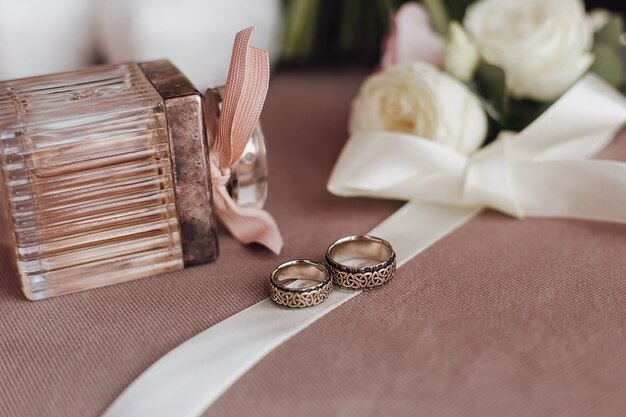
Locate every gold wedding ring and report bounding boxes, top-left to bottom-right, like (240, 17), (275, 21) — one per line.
(326, 235), (396, 290)
(270, 260), (333, 308)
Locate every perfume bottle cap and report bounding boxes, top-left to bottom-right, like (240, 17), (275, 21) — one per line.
(140, 60), (219, 266)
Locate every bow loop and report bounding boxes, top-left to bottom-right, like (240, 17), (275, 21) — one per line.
(215, 27), (271, 170)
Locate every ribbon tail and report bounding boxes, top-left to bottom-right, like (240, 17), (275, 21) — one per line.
(213, 185), (283, 254)
(510, 159), (626, 223)
(512, 75), (626, 160)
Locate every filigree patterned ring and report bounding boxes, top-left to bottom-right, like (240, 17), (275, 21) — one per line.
(326, 235), (396, 290)
(270, 260), (333, 308)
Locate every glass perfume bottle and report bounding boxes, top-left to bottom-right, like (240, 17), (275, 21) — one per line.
(0, 60), (268, 300)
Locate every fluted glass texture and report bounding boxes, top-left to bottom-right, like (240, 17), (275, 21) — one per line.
(0, 63), (183, 300)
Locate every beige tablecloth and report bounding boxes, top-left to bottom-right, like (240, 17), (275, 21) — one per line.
(1, 69), (625, 417)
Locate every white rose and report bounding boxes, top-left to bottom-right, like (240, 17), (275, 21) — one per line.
(444, 22), (480, 82)
(464, 0), (594, 102)
(349, 63), (487, 155)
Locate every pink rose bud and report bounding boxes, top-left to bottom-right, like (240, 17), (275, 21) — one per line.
(381, 2), (444, 69)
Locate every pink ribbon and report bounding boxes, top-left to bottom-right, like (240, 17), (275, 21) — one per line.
(207, 27), (283, 254)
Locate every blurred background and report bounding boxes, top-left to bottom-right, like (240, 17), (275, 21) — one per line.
(0, 0), (624, 89)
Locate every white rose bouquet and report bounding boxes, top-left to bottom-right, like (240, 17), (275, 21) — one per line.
(351, 0), (626, 151)
(328, 0), (626, 245)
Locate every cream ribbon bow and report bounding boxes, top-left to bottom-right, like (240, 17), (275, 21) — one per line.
(208, 27), (283, 254)
(328, 75), (626, 224)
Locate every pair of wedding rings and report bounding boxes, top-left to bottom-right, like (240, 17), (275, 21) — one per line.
(270, 235), (396, 308)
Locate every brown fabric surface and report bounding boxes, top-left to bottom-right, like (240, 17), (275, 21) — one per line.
(1, 69), (625, 417)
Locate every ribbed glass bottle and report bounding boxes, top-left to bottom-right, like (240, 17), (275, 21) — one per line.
(0, 63), (183, 299)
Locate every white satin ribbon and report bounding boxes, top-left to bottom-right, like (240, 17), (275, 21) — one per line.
(103, 75), (626, 417)
(328, 75), (626, 224)
(101, 203), (476, 417)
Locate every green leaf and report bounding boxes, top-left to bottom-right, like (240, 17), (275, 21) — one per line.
(503, 99), (552, 132)
(423, 0), (449, 35)
(595, 15), (624, 47)
(338, 0), (361, 53)
(590, 44), (623, 87)
(475, 64), (507, 117)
